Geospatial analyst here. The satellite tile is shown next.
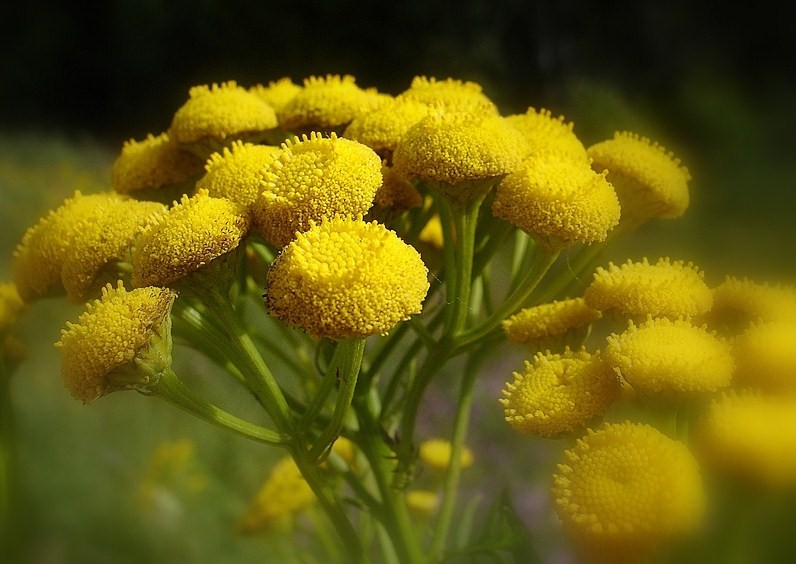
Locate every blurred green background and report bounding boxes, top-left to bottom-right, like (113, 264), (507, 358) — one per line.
(2, 1), (795, 562)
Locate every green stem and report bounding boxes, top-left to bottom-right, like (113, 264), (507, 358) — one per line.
(0, 349), (20, 562)
(448, 193), (487, 335)
(299, 340), (344, 429)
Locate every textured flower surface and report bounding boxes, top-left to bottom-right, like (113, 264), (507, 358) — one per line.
(605, 317), (733, 395)
(505, 108), (587, 161)
(492, 154), (620, 249)
(552, 422), (705, 562)
(111, 133), (204, 194)
(733, 320), (796, 392)
(418, 439), (474, 471)
(344, 97), (431, 159)
(249, 78), (302, 113)
(197, 141), (283, 207)
(500, 349), (620, 438)
(253, 133), (382, 248)
(397, 76), (498, 114)
(132, 189), (250, 287)
(587, 132), (690, 222)
(56, 283), (176, 403)
(266, 218), (429, 339)
(584, 258), (713, 318)
(502, 297), (602, 344)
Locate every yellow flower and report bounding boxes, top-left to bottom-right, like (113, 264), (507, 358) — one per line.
(132, 189), (250, 288)
(392, 111), (527, 189)
(278, 74), (383, 132)
(137, 439), (206, 513)
(502, 298), (602, 344)
(169, 81), (278, 151)
(249, 78), (302, 114)
(374, 165), (423, 211)
(552, 422), (705, 563)
(238, 456), (315, 534)
(418, 214), (444, 249)
(196, 141), (283, 208)
(0, 283), (24, 332)
(418, 439), (474, 472)
(61, 198), (167, 303)
(584, 258), (713, 319)
(500, 349), (620, 438)
(604, 317), (733, 395)
(266, 217), (429, 340)
(56, 282), (176, 404)
(734, 320), (796, 393)
(253, 133), (383, 248)
(492, 154), (621, 250)
(587, 132), (690, 223)
(13, 192), (128, 301)
(505, 108), (587, 161)
(406, 490), (440, 519)
(111, 132), (204, 195)
(712, 276), (796, 323)
(698, 392), (796, 487)
(343, 97), (431, 159)
(398, 76), (498, 114)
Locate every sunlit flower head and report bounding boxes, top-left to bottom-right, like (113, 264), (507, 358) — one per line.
(587, 132), (690, 223)
(169, 81), (278, 151)
(552, 422), (705, 562)
(344, 97), (431, 159)
(61, 198), (167, 303)
(0, 283), (24, 332)
(418, 439), (474, 472)
(392, 112), (527, 190)
(605, 317), (733, 396)
(111, 132), (204, 196)
(500, 349), (620, 438)
(398, 76), (498, 114)
(492, 154), (621, 250)
(56, 282), (176, 404)
(584, 258), (712, 319)
(278, 74), (383, 133)
(733, 320), (796, 393)
(505, 108), (588, 161)
(132, 189), (250, 288)
(502, 298), (602, 344)
(197, 141), (283, 208)
(238, 456), (315, 534)
(266, 217), (429, 340)
(712, 276), (796, 323)
(698, 391), (796, 487)
(373, 164), (423, 211)
(253, 133), (383, 248)
(249, 77), (302, 114)
(13, 192), (128, 301)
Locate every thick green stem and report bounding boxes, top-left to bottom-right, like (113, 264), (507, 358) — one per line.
(0, 350), (19, 562)
(447, 193), (487, 335)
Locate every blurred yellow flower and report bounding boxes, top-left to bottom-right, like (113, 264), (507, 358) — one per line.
(253, 132), (382, 248)
(552, 421), (705, 563)
(505, 108), (587, 161)
(197, 141), (282, 208)
(374, 164), (423, 211)
(0, 283), (24, 332)
(734, 320), (796, 393)
(344, 97), (431, 159)
(132, 189), (250, 288)
(418, 439), (474, 472)
(418, 214), (444, 249)
(584, 258), (713, 319)
(500, 349), (619, 438)
(397, 76), (498, 115)
(249, 77), (302, 114)
(266, 217), (429, 339)
(56, 282), (176, 403)
(492, 154), (621, 250)
(406, 490), (440, 519)
(604, 317), (733, 395)
(712, 276), (796, 323)
(502, 297), (602, 344)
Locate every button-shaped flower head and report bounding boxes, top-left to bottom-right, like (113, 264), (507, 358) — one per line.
(397, 76), (498, 115)
(584, 258), (713, 319)
(249, 78), (302, 114)
(733, 320), (796, 393)
(132, 189), (250, 288)
(197, 141), (283, 208)
(505, 108), (588, 161)
(587, 132), (691, 224)
(500, 349), (620, 438)
(253, 133), (382, 248)
(552, 422), (705, 563)
(56, 282), (176, 404)
(712, 276), (796, 323)
(604, 317), (733, 396)
(266, 217), (429, 339)
(278, 74), (384, 133)
(492, 154), (621, 250)
(169, 82), (278, 156)
(111, 132), (204, 197)
(418, 439), (474, 472)
(344, 97), (431, 160)
(502, 297), (602, 344)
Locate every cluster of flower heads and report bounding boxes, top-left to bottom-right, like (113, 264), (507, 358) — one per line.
(500, 253), (796, 561)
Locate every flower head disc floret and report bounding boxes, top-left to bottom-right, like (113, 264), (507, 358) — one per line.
(266, 217), (429, 340)
(712, 276), (796, 323)
(397, 76), (498, 114)
(132, 189), (250, 288)
(253, 132), (383, 248)
(502, 297), (602, 344)
(111, 133), (204, 195)
(249, 78), (302, 114)
(56, 282), (176, 404)
(733, 320), (796, 393)
(505, 108), (588, 161)
(584, 258), (712, 319)
(500, 349), (620, 438)
(343, 97), (432, 160)
(492, 154), (621, 250)
(197, 141), (283, 208)
(552, 422), (705, 562)
(418, 439), (474, 472)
